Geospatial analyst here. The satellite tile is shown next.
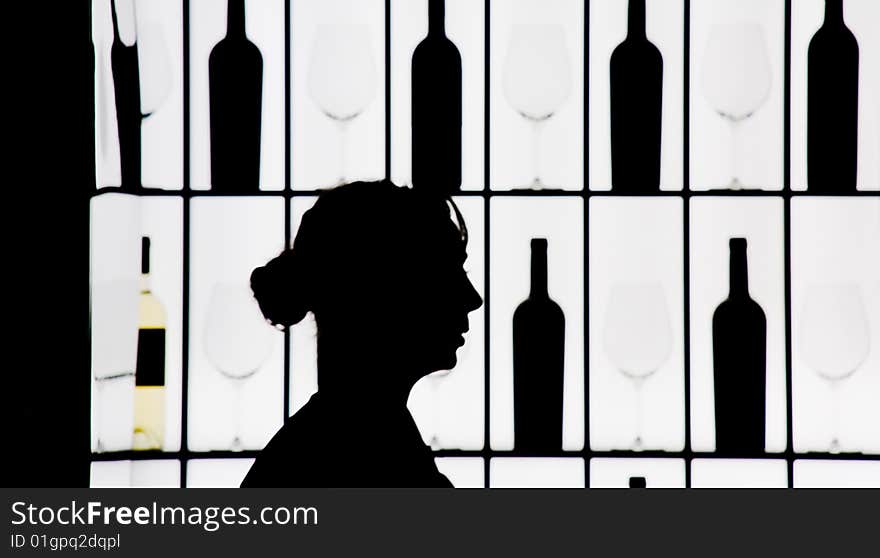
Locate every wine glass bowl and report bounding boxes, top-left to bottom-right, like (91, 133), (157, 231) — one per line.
(603, 282), (673, 450)
(700, 23), (772, 122)
(700, 22), (772, 189)
(502, 24), (572, 189)
(91, 279), (140, 452)
(503, 25), (572, 122)
(604, 283), (673, 377)
(203, 282), (276, 451)
(800, 284), (870, 381)
(799, 283), (870, 453)
(308, 24), (378, 185)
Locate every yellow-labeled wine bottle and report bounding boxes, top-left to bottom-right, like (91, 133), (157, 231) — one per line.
(133, 236), (166, 450)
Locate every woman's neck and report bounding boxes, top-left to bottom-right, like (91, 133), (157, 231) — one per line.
(316, 348), (419, 410)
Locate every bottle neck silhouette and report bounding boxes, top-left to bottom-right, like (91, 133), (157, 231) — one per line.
(111, 0), (122, 43)
(111, 0), (131, 44)
(428, 0), (446, 37)
(530, 239), (548, 299)
(626, 0), (647, 40)
(728, 238), (750, 300)
(226, 0), (247, 39)
(112, 0), (137, 45)
(141, 236), (152, 293)
(823, 0), (844, 26)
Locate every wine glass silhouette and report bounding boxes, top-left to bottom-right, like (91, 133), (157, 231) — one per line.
(308, 24), (378, 186)
(603, 282), (673, 450)
(138, 23), (173, 117)
(700, 22), (772, 190)
(799, 283), (870, 453)
(503, 24), (572, 190)
(203, 282), (276, 451)
(91, 280), (139, 452)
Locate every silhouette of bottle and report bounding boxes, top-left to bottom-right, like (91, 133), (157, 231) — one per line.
(111, 0), (143, 191)
(513, 239), (565, 451)
(610, 0), (663, 193)
(412, 0), (462, 195)
(134, 237), (166, 450)
(209, 0), (263, 192)
(807, 0), (859, 192)
(712, 238), (766, 455)
(629, 476), (647, 488)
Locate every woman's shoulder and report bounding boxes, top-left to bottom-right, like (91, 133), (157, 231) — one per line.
(240, 394), (328, 488)
(239, 392), (454, 488)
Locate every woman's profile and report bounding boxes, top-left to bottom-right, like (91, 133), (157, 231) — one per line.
(241, 180), (482, 487)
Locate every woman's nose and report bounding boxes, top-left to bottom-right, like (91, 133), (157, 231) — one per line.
(464, 278), (483, 312)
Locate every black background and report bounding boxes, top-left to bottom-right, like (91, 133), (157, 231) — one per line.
(8, 1), (92, 486)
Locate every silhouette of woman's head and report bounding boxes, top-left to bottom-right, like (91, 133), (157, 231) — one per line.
(250, 180), (482, 396)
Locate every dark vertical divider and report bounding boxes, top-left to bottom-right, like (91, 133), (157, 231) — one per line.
(682, 0), (689, 193)
(181, 0), (192, 487)
(783, 0), (794, 488)
(584, 0), (591, 489)
(79, 0), (96, 486)
(85, 1), (97, 485)
(682, 0), (692, 488)
(283, 0), (292, 421)
(483, 0), (491, 489)
(385, 0), (391, 180)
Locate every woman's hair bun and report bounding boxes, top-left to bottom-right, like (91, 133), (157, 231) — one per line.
(250, 248), (309, 329)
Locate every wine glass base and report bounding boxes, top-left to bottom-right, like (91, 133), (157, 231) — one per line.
(511, 184), (567, 192)
(632, 436), (645, 452)
(727, 177), (745, 190)
(230, 436), (244, 452)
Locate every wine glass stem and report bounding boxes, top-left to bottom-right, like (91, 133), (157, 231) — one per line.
(634, 376), (645, 450)
(95, 379), (105, 452)
(829, 379), (841, 453)
(728, 119), (742, 189)
(336, 120), (349, 185)
(530, 119), (544, 188)
(232, 378), (245, 451)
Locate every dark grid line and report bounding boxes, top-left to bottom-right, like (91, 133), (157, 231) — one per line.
(783, 0), (794, 489)
(483, 0), (491, 490)
(180, 0), (191, 488)
(583, 0), (590, 490)
(86, 0), (97, 487)
(87, 0), (880, 490)
(385, 0), (391, 180)
(87, 187), (880, 200)
(682, 0), (692, 489)
(91, 448), (877, 463)
(283, 0), (292, 423)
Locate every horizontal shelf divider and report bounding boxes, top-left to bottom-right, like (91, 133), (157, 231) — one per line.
(89, 186), (880, 200)
(89, 448), (880, 462)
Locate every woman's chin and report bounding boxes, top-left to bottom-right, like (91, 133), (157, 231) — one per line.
(427, 356), (457, 376)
